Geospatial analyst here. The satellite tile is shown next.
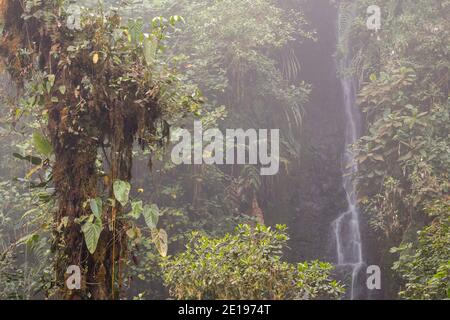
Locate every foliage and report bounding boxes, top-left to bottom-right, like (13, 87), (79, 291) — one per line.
(0, 0), (200, 299)
(391, 201), (450, 300)
(106, 0), (314, 254)
(344, 0), (450, 298)
(98, 1), (317, 299)
(0, 142), (55, 299)
(3, 0), (447, 301)
(163, 224), (344, 300)
(168, 0), (313, 156)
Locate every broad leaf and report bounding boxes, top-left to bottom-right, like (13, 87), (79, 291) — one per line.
(89, 197), (103, 219)
(13, 153), (42, 165)
(129, 200), (143, 219)
(113, 180), (131, 207)
(82, 217), (102, 254)
(33, 132), (53, 157)
(128, 19), (144, 43)
(143, 204), (159, 229)
(143, 36), (157, 66)
(58, 85), (66, 94)
(152, 228), (168, 257)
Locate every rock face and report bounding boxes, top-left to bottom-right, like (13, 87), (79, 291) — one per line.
(265, 2), (388, 298)
(265, 0), (347, 263)
(292, 0), (347, 262)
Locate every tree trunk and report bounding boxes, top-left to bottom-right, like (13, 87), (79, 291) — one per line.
(0, 0), (126, 299)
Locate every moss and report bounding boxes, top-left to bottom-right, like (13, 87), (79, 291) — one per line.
(0, 1), (196, 299)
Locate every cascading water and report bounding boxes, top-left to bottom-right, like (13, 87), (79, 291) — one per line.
(332, 3), (366, 300)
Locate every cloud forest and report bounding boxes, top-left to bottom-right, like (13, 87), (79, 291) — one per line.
(0, 0), (448, 303)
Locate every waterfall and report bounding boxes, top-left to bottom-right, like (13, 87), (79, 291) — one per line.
(332, 3), (366, 300)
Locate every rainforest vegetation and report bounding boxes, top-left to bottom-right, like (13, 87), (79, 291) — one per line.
(0, 0), (448, 300)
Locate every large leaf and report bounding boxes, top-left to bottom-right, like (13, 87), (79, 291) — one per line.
(143, 204), (159, 229)
(89, 197), (103, 219)
(13, 153), (42, 166)
(152, 228), (168, 257)
(129, 200), (143, 219)
(143, 36), (157, 66)
(82, 217), (102, 254)
(113, 180), (131, 207)
(128, 18), (144, 43)
(32, 132), (53, 157)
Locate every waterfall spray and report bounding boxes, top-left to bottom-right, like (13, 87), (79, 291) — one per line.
(332, 3), (366, 300)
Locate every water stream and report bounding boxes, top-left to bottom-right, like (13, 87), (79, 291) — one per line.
(332, 4), (366, 300)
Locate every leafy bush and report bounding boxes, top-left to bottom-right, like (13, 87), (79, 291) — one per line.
(163, 224), (344, 300)
(344, 0), (450, 298)
(392, 201), (450, 300)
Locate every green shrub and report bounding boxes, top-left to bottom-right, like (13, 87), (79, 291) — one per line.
(162, 224), (344, 300)
(392, 201), (450, 300)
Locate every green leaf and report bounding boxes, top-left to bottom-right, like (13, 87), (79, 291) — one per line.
(32, 132), (53, 157)
(143, 36), (157, 66)
(13, 153), (42, 165)
(113, 180), (131, 207)
(152, 228), (168, 257)
(82, 216), (102, 254)
(89, 197), (102, 219)
(128, 19), (144, 43)
(47, 74), (56, 88)
(143, 204), (159, 229)
(58, 85), (66, 95)
(369, 73), (377, 82)
(169, 15), (185, 26)
(129, 200), (143, 219)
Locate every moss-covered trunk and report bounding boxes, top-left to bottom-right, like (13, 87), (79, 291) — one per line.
(1, 0), (132, 299)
